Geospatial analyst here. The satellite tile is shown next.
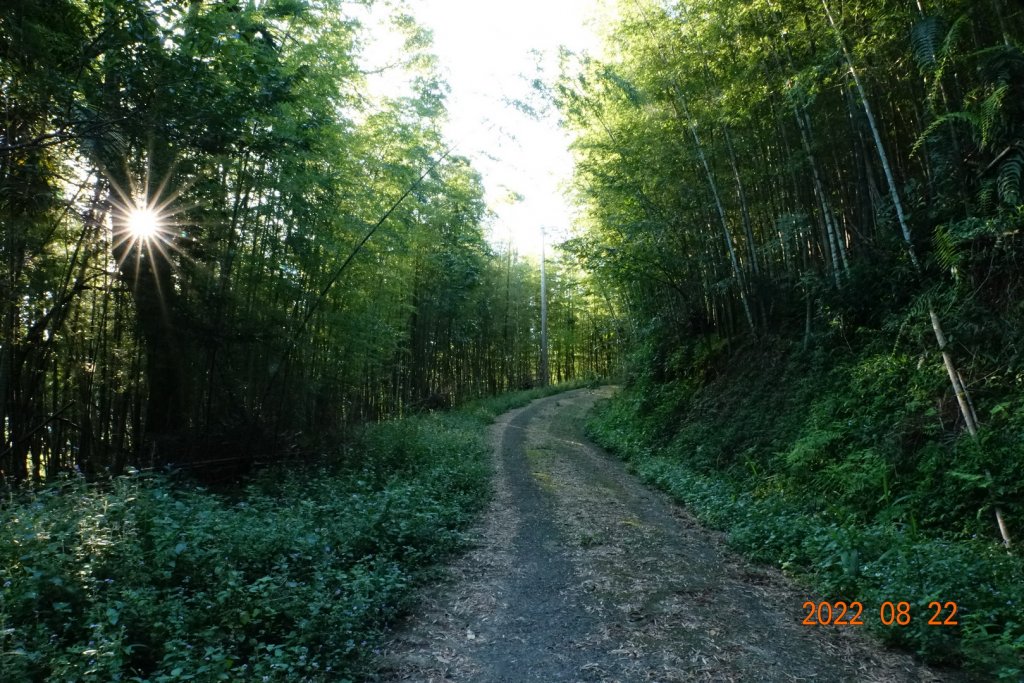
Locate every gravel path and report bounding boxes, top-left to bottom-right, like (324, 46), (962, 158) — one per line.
(372, 388), (961, 682)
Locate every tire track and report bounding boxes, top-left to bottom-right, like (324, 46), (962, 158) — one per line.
(373, 389), (961, 682)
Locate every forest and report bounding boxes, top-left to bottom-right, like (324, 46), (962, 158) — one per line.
(2, 0), (1024, 679)
(563, 0), (1024, 677)
(0, 0), (617, 480)
(0, 0), (616, 678)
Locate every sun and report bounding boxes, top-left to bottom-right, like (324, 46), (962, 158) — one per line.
(127, 204), (162, 240)
(106, 166), (189, 276)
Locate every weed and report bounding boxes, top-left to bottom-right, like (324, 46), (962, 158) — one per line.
(587, 350), (1024, 679)
(0, 385), (575, 681)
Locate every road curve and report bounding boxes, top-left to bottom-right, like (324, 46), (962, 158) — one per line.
(372, 388), (959, 682)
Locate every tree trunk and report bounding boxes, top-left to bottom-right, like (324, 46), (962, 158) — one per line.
(539, 231), (550, 387)
(723, 125), (759, 276)
(110, 207), (187, 464)
(677, 94), (757, 335)
(822, 0), (918, 265)
(826, 0), (1011, 548)
(795, 107), (847, 286)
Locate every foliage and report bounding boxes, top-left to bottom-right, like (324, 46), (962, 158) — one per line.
(0, 383), (583, 681)
(554, 0), (1024, 440)
(0, 0), (623, 481)
(587, 342), (1024, 678)
(561, 1), (1024, 674)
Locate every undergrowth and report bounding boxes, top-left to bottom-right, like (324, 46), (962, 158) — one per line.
(588, 345), (1024, 680)
(0, 384), (574, 682)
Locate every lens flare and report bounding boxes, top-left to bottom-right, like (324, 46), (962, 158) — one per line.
(127, 205), (161, 239)
(106, 163), (192, 282)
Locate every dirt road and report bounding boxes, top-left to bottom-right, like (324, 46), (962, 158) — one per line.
(374, 388), (958, 682)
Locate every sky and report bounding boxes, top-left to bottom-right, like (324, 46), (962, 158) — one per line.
(361, 0), (606, 255)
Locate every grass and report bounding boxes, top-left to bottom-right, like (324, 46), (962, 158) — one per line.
(0, 383), (581, 682)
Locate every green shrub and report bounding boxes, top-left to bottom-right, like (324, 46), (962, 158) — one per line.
(588, 376), (1024, 680)
(0, 385), (567, 681)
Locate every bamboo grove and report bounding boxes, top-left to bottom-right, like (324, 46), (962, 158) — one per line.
(561, 0), (1023, 337)
(559, 0), (1023, 540)
(0, 0), (620, 482)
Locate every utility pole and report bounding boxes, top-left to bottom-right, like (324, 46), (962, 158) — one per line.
(539, 226), (549, 387)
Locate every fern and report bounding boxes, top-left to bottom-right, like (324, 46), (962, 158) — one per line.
(938, 13), (971, 62)
(910, 111), (978, 157)
(905, 289), (938, 323)
(997, 150), (1023, 206)
(978, 179), (997, 214)
(976, 43), (1024, 86)
(911, 16), (943, 70)
(933, 224), (962, 274)
(924, 14), (970, 108)
(980, 83), (1009, 149)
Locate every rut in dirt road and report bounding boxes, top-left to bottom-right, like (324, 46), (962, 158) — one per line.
(375, 388), (961, 682)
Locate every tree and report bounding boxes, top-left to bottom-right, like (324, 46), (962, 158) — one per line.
(558, 0), (1022, 546)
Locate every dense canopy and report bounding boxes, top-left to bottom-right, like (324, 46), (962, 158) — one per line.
(0, 0), (618, 480)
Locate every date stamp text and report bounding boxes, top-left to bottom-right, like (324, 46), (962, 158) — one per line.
(801, 600), (959, 627)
